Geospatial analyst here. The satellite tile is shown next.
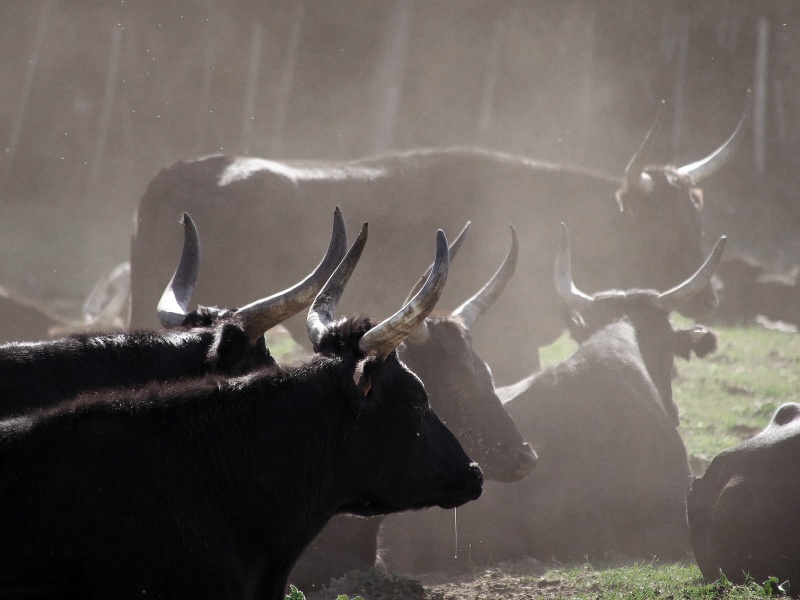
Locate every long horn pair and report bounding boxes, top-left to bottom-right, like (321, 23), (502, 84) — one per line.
(676, 90), (751, 184)
(451, 225), (518, 329)
(158, 208), (348, 342)
(554, 222), (726, 313)
(623, 91), (750, 194)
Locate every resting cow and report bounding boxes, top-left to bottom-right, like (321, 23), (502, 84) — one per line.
(380, 226), (724, 572)
(288, 226), (537, 592)
(0, 261), (130, 344)
(0, 209), (346, 419)
(0, 225), (483, 600)
(713, 252), (800, 329)
(130, 98), (748, 383)
(0, 286), (68, 343)
(688, 402), (800, 586)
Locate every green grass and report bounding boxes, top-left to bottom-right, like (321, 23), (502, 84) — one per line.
(674, 325), (800, 461)
(539, 323), (800, 462)
(534, 560), (788, 599)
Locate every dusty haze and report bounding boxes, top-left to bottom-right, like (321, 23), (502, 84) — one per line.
(0, 1), (796, 310)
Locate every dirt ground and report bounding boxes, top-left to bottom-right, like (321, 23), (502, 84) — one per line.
(307, 557), (605, 600)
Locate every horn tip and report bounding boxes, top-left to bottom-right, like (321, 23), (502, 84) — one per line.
(332, 206), (346, 238)
(436, 229), (450, 255)
(509, 224), (518, 245)
(557, 223), (570, 254)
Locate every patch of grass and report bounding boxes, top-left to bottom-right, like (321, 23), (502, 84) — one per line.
(529, 560), (785, 599)
(307, 568), (425, 600)
(674, 325), (800, 460)
(539, 331), (577, 368)
(537, 324), (800, 461)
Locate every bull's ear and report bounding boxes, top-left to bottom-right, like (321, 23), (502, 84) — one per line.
(564, 309), (591, 343)
(352, 357), (372, 397)
(690, 187), (704, 209)
(207, 321), (251, 375)
(674, 325), (717, 360)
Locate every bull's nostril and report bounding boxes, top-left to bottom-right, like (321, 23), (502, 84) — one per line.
(471, 463), (484, 488)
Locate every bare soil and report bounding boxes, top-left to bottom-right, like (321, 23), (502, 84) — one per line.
(307, 557), (607, 600)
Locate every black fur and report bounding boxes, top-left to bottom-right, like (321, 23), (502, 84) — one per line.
(689, 403), (800, 585)
(0, 307), (275, 419)
(0, 317), (482, 599)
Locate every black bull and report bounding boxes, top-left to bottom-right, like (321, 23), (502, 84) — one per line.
(688, 402), (800, 586)
(130, 110), (745, 384)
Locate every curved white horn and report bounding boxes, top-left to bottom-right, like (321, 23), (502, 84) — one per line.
(654, 236), (727, 312)
(234, 207), (348, 342)
(307, 223), (369, 351)
(623, 101), (664, 195)
(553, 223), (594, 312)
(359, 230), (450, 358)
(677, 91), (751, 183)
(157, 213), (201, 328)
(404, 221), (470, 304)
(452, 225), (518, 329)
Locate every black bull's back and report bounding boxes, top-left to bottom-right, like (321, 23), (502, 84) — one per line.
(688, 403), (800, 586)
(131, 149), (714, 384)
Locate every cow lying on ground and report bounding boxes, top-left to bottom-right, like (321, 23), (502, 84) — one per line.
(0, 260), (131, 344)
(380, 226), (724, 572)
(688, 402), (800, 586)
(288, 226), (537, 592)
(0, 224), (483, 600)
(713, 252), (799, 329)
(0, 209), (346, 419)
(130, 97), (748, 384)
(0, 285), (71, 343)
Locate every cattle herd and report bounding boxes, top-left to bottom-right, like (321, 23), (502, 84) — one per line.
(1, 93), (799, 599)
